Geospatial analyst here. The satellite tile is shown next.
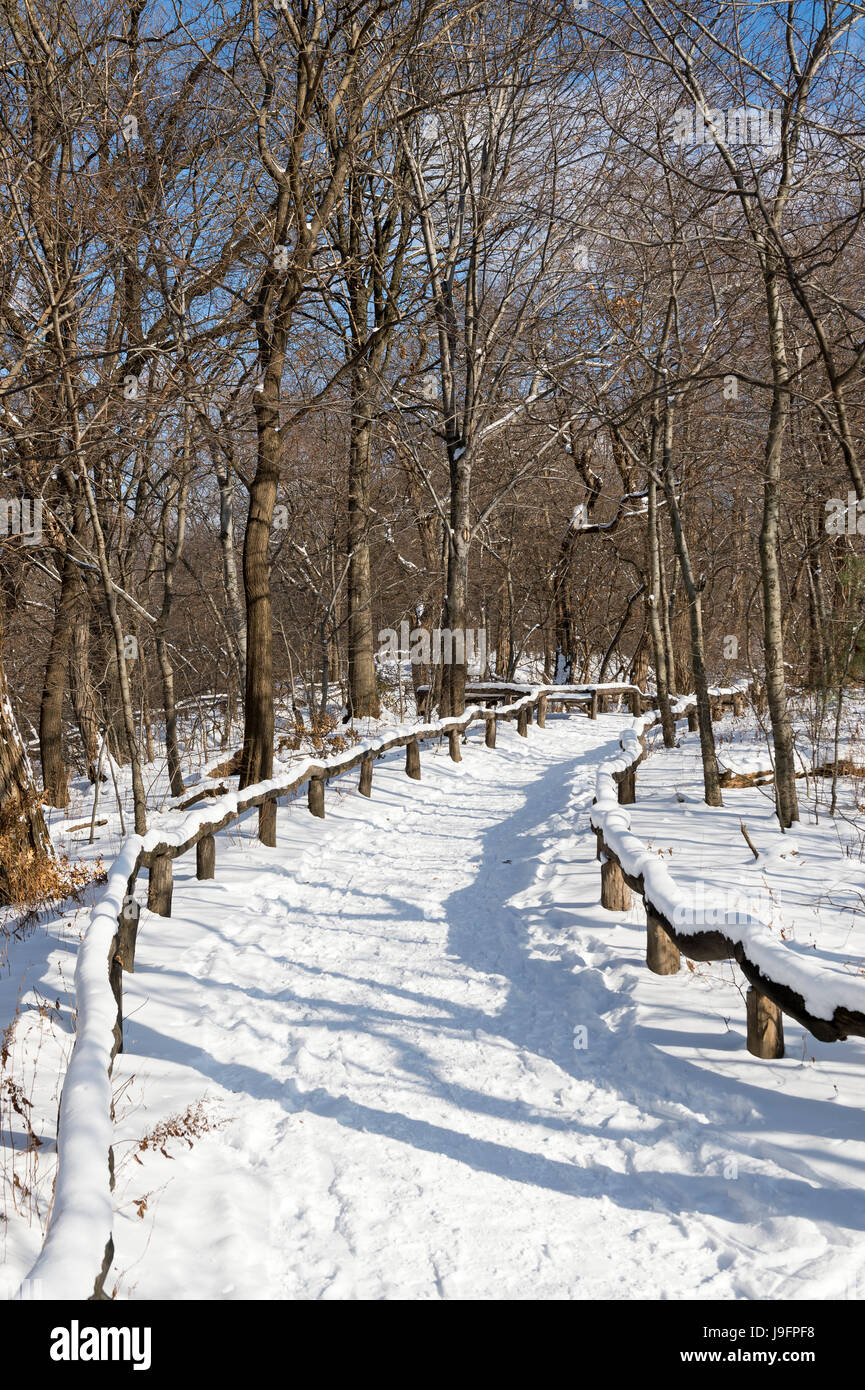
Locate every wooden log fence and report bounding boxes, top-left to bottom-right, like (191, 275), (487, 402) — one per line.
(591, 704), (865, 1061)
(415, 679), (649, 717)
(22, 678), (759, 1300)
(29, 684), (581, 1299)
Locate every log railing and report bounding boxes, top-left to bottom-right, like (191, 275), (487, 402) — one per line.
(416, 680), (650, 718)
(24, 686), (586, 1301)
(21, 680), (767, 1300)
(590, 707), (865, 1062)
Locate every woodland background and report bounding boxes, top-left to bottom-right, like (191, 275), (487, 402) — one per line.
(1, 0), (864, 897)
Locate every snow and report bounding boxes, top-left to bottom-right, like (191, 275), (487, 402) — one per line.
(6, 702), (865, 1301)
(103, 715), (865, 1299)
(14, 699), (541, 1298)
(24, 836), (143, 1300)
(590, 718), (865, 1026)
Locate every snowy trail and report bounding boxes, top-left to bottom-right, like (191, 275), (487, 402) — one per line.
(109, 714), (865, 1301)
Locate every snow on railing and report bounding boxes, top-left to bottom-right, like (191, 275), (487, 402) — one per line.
(24, 836), (143, 1300)
(589, 706), (865, 1055)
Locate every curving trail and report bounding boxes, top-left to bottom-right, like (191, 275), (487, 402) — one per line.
(110, 714), (865, 1301)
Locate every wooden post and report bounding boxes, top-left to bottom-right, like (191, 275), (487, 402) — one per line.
(485, 717), (496, 748)
(646, 908), (680, 975)
(406, 738), (421, 780)
(746, 987), (785, 1059)
(687, 706), (698, 732)
(448, 728), (462, 762)
(597, 693), (606, 715)
(537, 695), (546, 728)
(733, 693), (745, 716)
(595, 826), (604, 861)
(600, 855), (631, 911)
(629, 688), (642, 717)
(711, 699), (722, 722)
(258, 798), (277, 846)
(147, 855), (173, 917)
(308, 776), (325, 818)
(116, 897), (140, 972)
(517, 706), (528, 737)
(196, 834), (216, 880)
(359, 753), (373, 797)
(618, 764), (636, 804)
(589, 691), (599, 720)
(108, 930), (123, 1064)
(92, 1227), (115, 1301)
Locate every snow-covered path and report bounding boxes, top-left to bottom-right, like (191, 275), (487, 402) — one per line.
(108, 714), (865, 1301)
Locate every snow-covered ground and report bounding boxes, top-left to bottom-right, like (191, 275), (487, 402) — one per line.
(631, 721), (865, 1010)
(4, 707), (865, 1300)
(711, 697), (865, 789)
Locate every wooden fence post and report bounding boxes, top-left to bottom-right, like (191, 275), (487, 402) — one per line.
(537, 695), (546, 728)
(108, 931), (123, 1064)
(589, 691), (599, 720)
(308, 777), (325, 818)
(617, 764), (636, 804)
(448, 729), (462, 762)
(687, 707), (698, 732)
(517, 706), (528, 737)
(646, 908), (680, 975)
(359, 753), (373, 796)
(600, 855), (631, 911)
(406, 738), (421, 780)
(147, 855), (173, 917)
(258, 799), (277, 847)
(485, 717), (496, 748)
(746, 987), (785, 1059)
(629, 689), (642, 717)
(196, 834), (216, 880)
(117, 897), (140, 972)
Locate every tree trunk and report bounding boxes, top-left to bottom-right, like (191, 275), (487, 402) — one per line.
(69, 597), (101, 782)
(346, 401), (380, 719)
(647, 471), (676, 747)
(0, 633), (53, 903)
(156, 637), (183, 797)
(659, 537), (677, 694)
(761, 265), (799, 828)
(239, 370), (283, 789)
(39, 550), (76, 807)
(660, 405), (722, 806)
(76, 460), (147, 833)
(552, 526), (578, 683)
(442, 453), (470, 714)
(217, 466), (247, 689)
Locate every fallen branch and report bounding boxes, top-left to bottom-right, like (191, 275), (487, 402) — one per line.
(739, 821), (760, 861)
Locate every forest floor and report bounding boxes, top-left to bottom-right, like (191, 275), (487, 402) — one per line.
(3, 705), (865, 1299)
